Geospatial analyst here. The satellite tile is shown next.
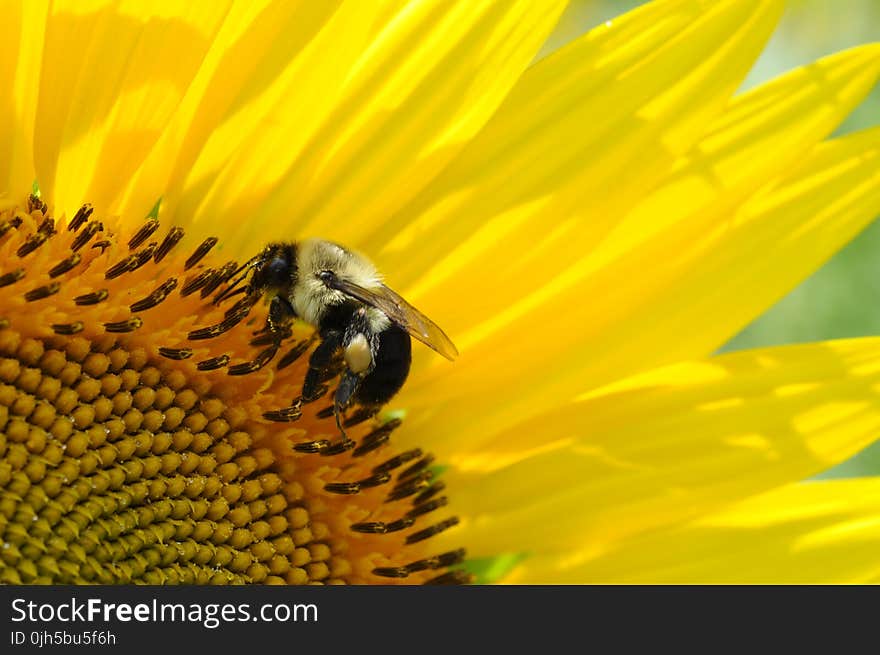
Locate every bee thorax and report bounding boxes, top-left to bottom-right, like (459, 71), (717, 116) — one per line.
(344, 333), (373, 374)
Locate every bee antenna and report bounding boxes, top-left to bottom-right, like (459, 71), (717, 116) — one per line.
(214, 283), (248, 305)
(212, 255), (260, 305)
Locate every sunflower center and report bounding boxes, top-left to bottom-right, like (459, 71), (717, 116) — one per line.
(0, 194), (468, 584)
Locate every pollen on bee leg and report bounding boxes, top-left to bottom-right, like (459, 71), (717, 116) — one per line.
(0, 193), (469, 585)
(344, 333), (372, 374)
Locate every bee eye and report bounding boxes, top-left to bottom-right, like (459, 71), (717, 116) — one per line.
(251, 255), (290, 289)
(267, 257), (288, 275)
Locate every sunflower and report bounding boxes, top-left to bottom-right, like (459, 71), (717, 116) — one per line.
(0, 0), (879, 585)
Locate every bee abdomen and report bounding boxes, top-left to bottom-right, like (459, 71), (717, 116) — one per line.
(355, 324), (411, 406)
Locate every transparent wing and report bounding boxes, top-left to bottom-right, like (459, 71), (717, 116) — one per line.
(327, 278), (458, 360)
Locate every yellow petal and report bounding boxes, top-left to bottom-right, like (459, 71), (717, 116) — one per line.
(160, 0), (566, 256)
(430, 338), (880, 557)
(606, 44), (880, 260)
(0, 0), (48, 196)
(402, 125), (880, 451)
(508, 478), (880, 583)
(582, 124), (880, 386)
(377, 0), (782, 315)
(117, 0), (343, 224)
(34, 0), (232, 217)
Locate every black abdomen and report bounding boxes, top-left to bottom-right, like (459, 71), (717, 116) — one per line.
(356, 324), (411, 406)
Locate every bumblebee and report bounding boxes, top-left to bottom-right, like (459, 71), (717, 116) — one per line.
(241, 238), (457, 431)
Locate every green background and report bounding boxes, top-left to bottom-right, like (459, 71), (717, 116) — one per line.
(550, 0), (880, 477)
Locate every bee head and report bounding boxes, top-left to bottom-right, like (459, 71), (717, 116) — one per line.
(251, 243), (297, 293)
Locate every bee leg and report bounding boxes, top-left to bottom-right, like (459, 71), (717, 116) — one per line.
(333, 370), (362, 438)
(331, 331), (375, 440)
(302, 331), (343, 402)
(267, 295), (295, 340)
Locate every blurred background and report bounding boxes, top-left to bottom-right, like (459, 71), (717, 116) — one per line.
(547, 0), (880, 476)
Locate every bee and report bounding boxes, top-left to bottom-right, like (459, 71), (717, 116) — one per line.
(240, 238), (457, 434)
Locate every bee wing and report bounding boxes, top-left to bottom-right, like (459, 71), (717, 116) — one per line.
(327, 278), (459, 360)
